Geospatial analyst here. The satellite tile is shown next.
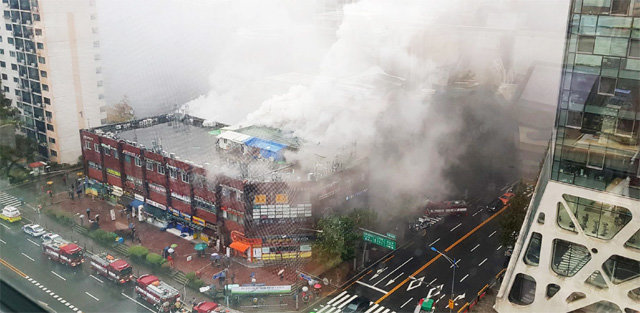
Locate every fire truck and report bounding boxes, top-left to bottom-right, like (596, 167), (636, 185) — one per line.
(43, 237), (84, 267)
(135, 274), (180, 311)
(89, 253), (133, 284)
(424, 200), (468, 216)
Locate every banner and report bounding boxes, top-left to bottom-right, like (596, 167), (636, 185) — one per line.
(192, 216), (206, 227)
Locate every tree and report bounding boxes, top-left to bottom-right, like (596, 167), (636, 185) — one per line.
(106, 96), (135, 123)
(498, 180), (532, 247)
(314, 208), (378, 263)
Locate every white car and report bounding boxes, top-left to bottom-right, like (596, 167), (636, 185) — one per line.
(22, 224), (46, 237)
(41, 233), (60, 242)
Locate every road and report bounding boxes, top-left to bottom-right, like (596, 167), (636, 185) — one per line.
(309, 204), (509, 313)
(0, 210), (160, 312)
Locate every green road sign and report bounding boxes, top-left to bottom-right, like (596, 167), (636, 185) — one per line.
(362, 229), (397, 250)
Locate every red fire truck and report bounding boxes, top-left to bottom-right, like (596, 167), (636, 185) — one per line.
(89, 253), (133, 284)
(135, 274), (180, 311)
(43, 237), (84, 267)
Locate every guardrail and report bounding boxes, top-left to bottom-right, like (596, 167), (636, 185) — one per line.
(457, 268), (507, 313)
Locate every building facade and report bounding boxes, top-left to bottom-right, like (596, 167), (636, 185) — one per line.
(494, 0), (640, 312)
(0, 0), (105, 163)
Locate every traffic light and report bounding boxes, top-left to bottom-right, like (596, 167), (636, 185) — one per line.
(448, 299), (455, 309)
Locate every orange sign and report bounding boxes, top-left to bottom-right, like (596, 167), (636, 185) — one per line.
(254, 194), (266, 204)
(275, 194), (288, 204)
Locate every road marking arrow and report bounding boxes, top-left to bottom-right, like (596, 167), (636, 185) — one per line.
(406, 276), (424, 291)
(385, 272), (404, 286)
(454, 293), (466, 302)
(371, 267), (387, 280)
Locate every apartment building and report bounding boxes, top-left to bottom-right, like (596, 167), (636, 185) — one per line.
(0, 0), (105, 163)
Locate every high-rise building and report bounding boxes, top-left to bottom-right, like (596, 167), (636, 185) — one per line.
(494, 0), (640, 312)
(0, 0), (105, 163)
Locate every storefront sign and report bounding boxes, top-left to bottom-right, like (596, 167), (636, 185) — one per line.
(192, 216), (206, 227)
(146, 199), (166, 210)
(168, 207), (180, 217)
(254, 194), (266, 204)
(181, 212), (191, 220)
(171, 192), (191, 203)
(134, 194), (145, 201)
(229, 285), (291, 295)
(122, 150), (138, 157)
(275, 194), (288, 203)
(149, 183), (166, 193)
(106, 168), (121, 177)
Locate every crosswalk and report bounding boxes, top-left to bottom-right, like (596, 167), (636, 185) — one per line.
(0, 191), (22, 208)
(312, 291), (397, 313)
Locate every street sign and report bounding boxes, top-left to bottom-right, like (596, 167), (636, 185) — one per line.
(386, 233), (396, 239)
(362, 229), (396, 250)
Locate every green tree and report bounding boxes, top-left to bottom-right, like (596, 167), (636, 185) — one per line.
(314, 208), (378, 263)
(498, 181), (532, 247)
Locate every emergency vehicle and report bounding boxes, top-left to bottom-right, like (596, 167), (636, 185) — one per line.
(89, 253), (133, 284)
(424, 200), (468, 216)
(43, 237), (84, 267)
(135, 274), (180, 310)
(192, 301), (218, 313)
(1, 206), (21, 223)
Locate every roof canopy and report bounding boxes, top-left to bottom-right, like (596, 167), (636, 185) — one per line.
(217, 131), (251, 144)
(229, 241), (251, 254)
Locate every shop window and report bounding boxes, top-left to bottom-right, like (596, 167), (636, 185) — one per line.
(551, 239), (591, 277)
(585, 270), (608, 289)
(49, 149), (56, 157)
(566, 291), (586, 303)
(568, 301), (621, 313)
(508, 273), (536, 305)
(562, 194), (632, 240)
(602, 255), (640, 284)
(557, 202), (578, 233)
(524, 232), (542, 266)
(625, 229), (640, 250)
(546, 284), (560, 299)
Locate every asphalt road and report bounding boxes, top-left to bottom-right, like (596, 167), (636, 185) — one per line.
(309, 204), (509, 313)
(0, 219), (159, 313)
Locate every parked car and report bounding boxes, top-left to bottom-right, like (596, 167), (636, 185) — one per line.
(342, 296), (370, 313)
(22, 224), (46, 237)
(41, 233), (60, 242)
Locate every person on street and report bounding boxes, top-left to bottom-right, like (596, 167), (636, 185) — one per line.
(167, 255), (174, 267)
(86, 208), (91, 219)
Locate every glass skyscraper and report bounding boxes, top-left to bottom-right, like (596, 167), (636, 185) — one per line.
(494, 1), (640, 312)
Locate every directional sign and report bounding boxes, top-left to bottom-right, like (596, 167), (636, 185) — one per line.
(407, 276), (424, 291)
(362, 229), (396, 250)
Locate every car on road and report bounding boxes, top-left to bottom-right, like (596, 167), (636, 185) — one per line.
(22, 224), (46, 237)
(41, 233), (60, 242)
(499, 192), (515, 205)
(1, 206), (21, 223)
(486, 198), (502, 212)
(342, 296), (370, 313)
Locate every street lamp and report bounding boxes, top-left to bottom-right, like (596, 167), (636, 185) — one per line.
(430, 246), (458, 312)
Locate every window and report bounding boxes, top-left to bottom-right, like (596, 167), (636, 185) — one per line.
(36, 42), (43, 49)
(94, 143), (99, 152)
(146, 160), (153, 171)
(48, 137), (54, 143)
(181, 171), (190, 183)
(93, 41), (99, 48)
(43, 97), (49, 104)
(611, 0), (631, 14)
(578, 35), (596, 53)
(96, 67), (102, 74)
(0, 48), (3, 54)
(508, 273), (536, 305)
(49, 149), (56, 157)
(40, 70), (46, 77)
(169, 167), (177, 179)
(524, 233), (542, 266)
(37, 56), (44, 64)
(7, 38), (12, 44)
(562, 194), (632, 240)
(0, 61), (5, 68)
(630, 39), (640, 58)
(9, 51), (14, 57)
(551, 239), (591, 276)
(34, 28), (41, 36)
(113, 150), (118, 159)
(46, 123), (53, 131)
(546, 284), (560, 299)
(157, 165), (165, 174)
(134, 157), (142, 167)
(557, 202), (578, 232)
(602, 255), (640, 284)
(585, 270), (608, 289)
(42, 84), (48, 91)
(98, 94), (104, 99)
(97, 80), (103, 87)
(13, 77), (17, 83)
(598, 77), (616, 95)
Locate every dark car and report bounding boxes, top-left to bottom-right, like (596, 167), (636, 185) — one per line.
(342, 296), (370, 313)
(486, 198), (502, 212)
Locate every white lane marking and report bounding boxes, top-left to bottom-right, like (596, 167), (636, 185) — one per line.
(470, 244), (480, 252)
(365, 304), (380, 313)
(21, 253), (35, 261)
(42, 288), (48, 292)
(400, 298), (414, 309)
(0, 238), (6, 244)
(428, 238), (440, 246)
(479, 258), (488, 266)
(489, 230), (496, 237)
(69, 305), (75, 310)
(85, 292), (99, 301)
(372, 306), (386, 313)
(496, 245), (502, 250)
(327, 291), (347, 305)
(90, 275), (104, 283)
(0, 223), (9, 229)
(381, 309), (390, 313)
(472, 210), (481, 217)
(375, 257), (414, 286)
(38, 285), (44, 289)
(450, 223), (462, 232)
(27, 239), (40, 246)
(316, 305), (333, 313)
(34, 282), (40, 286)
(337, 295), (358, 309)
(429, 278), (437, 285)
(328, 292), (351, 308)
(386, 272), (404, 286)
(356, 281), (388, 294)
(121, 292), (155, 313)
(73, 308), (79, 312)
(65, 303), (71, 307)
(27, 277), (33, 282)
(460, 274), (469, 282)
(51, 271), (66, 281)
(437, 294), (446, 303)
(53, 295), (59, 299)
(450, 259), (460, 268)
(60, 300), (67, 304)
(47, 291), (54, 295)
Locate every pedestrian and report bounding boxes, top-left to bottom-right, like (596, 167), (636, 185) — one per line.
(167, 255), (174, 267)
(190, 297), (197, 306)
(79, 214), (84, 226)
(86, 208), (91, 219)
(48, 190), (53, 198)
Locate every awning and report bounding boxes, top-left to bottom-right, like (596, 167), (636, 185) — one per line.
(244, 137), (287, 161)
(229, 241), (251, 254)
(130, 199), (144, 209)
(217, 131), (251, 144)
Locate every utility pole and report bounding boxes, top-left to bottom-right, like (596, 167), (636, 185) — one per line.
(431, 246), (458, 313)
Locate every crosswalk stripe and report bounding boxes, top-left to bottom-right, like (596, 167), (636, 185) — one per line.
(365, 304), (379, 313)
(334, 294), (357, 309)
(0, 192), (22, 207)
(372, 306), (386, 313)
(337, 295), (358, 309)
(327, 291), (347, 305)
(316, 305), (333, 313)
(381, 309), (390, 313)
(330, 293), (352, 307)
